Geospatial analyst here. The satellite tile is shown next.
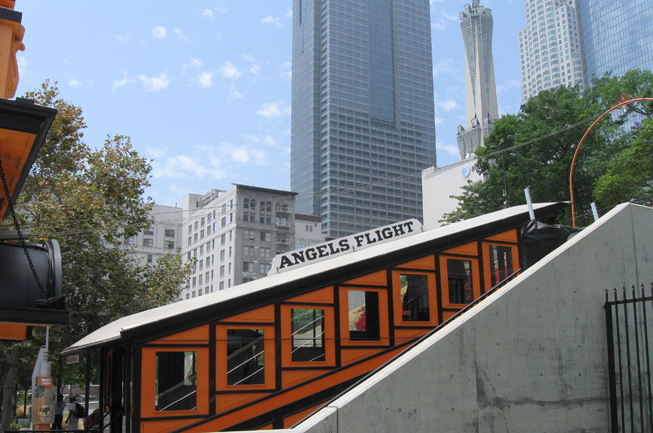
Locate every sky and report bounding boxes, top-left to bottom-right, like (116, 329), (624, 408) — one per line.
(16, 0), (525, 207)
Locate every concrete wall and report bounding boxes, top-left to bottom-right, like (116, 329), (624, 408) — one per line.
(285, 203), (653, 433)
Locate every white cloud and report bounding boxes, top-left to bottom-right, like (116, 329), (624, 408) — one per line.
(279, 62), (292, 81)
(112, 71), (136, 92)
(496, 79), (522, 94)
(228, 83), (243, 101)
(436, 100), (459, 112)
(17, 56), (27, 77)
(137, 73), (170, 92)
(243, 134), (278, 147)
(218, 61), (242, 80)
(202, 9), (213, 17)
(284, 8), (293, 19)
(197, 71), (213, 88)
(434, 116), (444, 125)
(62, 59), (70, 65)
(242, 53), (256, 62)
(151, 154), (221, 179)
(432, 58), (458, 75)
(68, 76), (82, 87)
(257, 101), (291, 119)
(113, 34), (131, 43)
(174, 28), (187, 41)
(151, 26), (167, 39)
(441, 10), (458, 21)
(250, 65), (261, 75)
(261, 16), (282, 27)
(437, 140), (459, 157)
(219, 142), (267, 165)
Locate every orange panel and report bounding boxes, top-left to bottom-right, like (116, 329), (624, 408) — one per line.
(280, 305), (336, 367)
(284, 403), (325, 428)
(0, 324), (28, 341)
(391, 271), (438, 327)
(140, 347), (210, 419)
(216, 393), (266, 413)
(140, 418), (200, 433)
(442, 310), (458, 322)
(260, 424), (274, 430)
(219, 304), (275, 323)
(340, 348), (383, 366)
(285, 286), (334, 304)
(484, 229), (518, 243)
(282, 370), (330, 389)
(338, 287), (390, 347)
(343, 270), (387, 286)
(442, 241), (478, 257)
(215, 325), (276, 391)
(181, 345), (407, 433)
(151, 324), (209, 343)
(394, 328), (429, 344)
(396, 255), (435, 270)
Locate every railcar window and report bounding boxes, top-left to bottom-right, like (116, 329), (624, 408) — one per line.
(226, 329), (265, 386)
(155, 351), (197, 411)
(348, 290), (380, 340)
(291, 309), (325, 362)
(447, 259), (474, 304)
(400, 274), (430, 321)
(489, 245), (513, 287)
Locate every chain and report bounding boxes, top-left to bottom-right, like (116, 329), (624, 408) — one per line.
(0, 156), (50, 305)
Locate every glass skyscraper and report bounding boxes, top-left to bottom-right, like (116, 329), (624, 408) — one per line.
(291, 0), (437, 238)
(518, 0), (585, 102)
(577, 0), (653, 82)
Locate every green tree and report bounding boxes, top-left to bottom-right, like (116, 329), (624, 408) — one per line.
(0, 82), (193, 426)
(594, 116), (653, 206)
(441, 70), (653, 225)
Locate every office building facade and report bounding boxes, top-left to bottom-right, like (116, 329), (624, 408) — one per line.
(456, 1), (499, 160)
(577, 0), (653, 82)
(126, 204), (182, 266)
(291, 0), (437, 238)
(518, 0), (585, 101)
(179, 185), (297, 300)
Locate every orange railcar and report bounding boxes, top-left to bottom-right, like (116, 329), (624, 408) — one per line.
(64, 203), (566, 433)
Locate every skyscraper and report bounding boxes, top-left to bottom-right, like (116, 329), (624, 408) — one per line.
(518, 0), (585, 102)
(291, 0), (437, 238)
(577, 0), (653, 82)
(456, 1), (499, 160)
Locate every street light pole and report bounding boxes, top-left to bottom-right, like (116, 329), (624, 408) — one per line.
(497, 135), (514, 209)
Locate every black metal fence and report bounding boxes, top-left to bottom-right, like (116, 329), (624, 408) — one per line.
(605, 283), (653, 433)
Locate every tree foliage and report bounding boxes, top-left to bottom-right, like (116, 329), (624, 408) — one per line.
(441, 70), (653, 225)
(0, 82), (194, 412)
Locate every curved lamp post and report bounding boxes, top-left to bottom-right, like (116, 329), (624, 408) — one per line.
(569, 95), (653, 227)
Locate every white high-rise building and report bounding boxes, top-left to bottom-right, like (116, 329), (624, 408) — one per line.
(456, 1), (499, 160)
(519, 0), (585, 102)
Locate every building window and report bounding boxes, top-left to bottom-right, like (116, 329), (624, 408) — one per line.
(147, 255), (153, 264)
(125, 236), (135, 245)
(220, 250), (225, 261)
(194, 221), (198, 230)
(201, 217), (205, 226)
(165, 229), (175, 238)
(259, 263), (271, 274)
(199, 275), (203, 284)
(200, 229), (205, 239)
(194, 233), (198, 242)
(145, 227), (154, 235)
(225, 328), (265, 386)
(244, 229), (255, 241)
(221, 234), (226, 245)
(143, 239), (153, 247)
(399, 274), (430, 322)
(291, 308), (325, 362)
(187, 237), (191, 246)
(219, 282), (224, 290)
(243, 246), (255, 257)
(243, 262), (254, 273)
(199, 246), (204, 256)
(260, 232), (271, 242)
(222, 217), (226, 227)
(260, 247), (271, 258)
(188, 225), (192, 234)
(155, 351), (196, 411)
(229, 246), (232, 258)
(347, 290), (380, 341)
(447, 259), (474, 304)
(220, 266), (225, 277)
